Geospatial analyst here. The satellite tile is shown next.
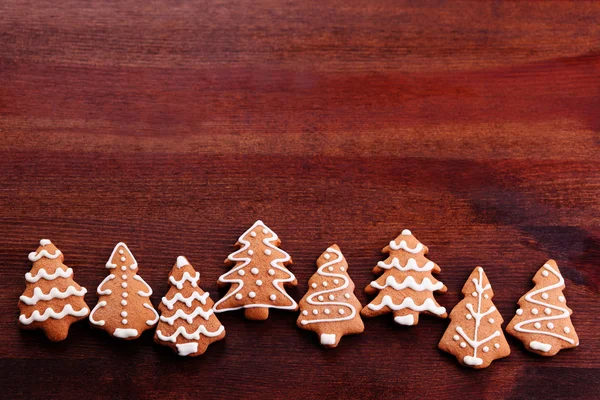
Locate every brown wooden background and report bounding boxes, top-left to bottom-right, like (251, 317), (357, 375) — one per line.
(1, 1), (599, 399)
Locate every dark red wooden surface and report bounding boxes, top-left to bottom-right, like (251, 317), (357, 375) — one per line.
(1, 1), (599, 399)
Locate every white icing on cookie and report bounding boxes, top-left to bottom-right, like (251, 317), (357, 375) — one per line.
(377, 258), (435, 272)
(320, 333), (336, 345)
(25, 267), (73, 283)
(144, 303), (159, 326)
(133, 274), (153, 297)
(389, 240), (423, 254)
(156, 325), (225, 342)
(96, 274), (115, 295)
(159, 307), (214, 325)
(176, 342), (199, 356)
(113, 328), (138, 338)
(176, 256), (189, 268)
(19, 286), (87, 305)
(105, 242), (138, 270)
(368, 295), (446, 315)
(28, 249), (62, 262)
(369, 275), (443, 292)
(19, 304), (89, 325)
(169, 272), (200, 290)
(162, 292), (209, 310)
(89, 301), (107, 326)
(529, 340), (552, 352)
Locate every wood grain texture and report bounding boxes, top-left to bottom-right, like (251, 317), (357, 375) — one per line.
(1, 1), (599, 399)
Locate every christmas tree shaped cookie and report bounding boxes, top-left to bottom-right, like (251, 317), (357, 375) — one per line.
(213, 220), (298, 320)
(506, 260), (579, 356)
(89, 243), (159, 339)
(18, 239), (89, 341)
(361, 229), (447, 325)
(439, 267), (510, 368)
(297, 245), (364, 348)
(155, 256), (225, 356)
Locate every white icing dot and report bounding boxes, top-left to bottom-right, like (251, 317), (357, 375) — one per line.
(121, 274), (127, 280)
(322, 282), (328, 287)
(516, 309), (523, 315)
(344, 293), (350, 299)
(318, 295), (324, 301)
(547, 322), (554, 329)
(122, 319), (128, 324)
(119, 250), (124, 255)
(484, 294), (489, 299)
(269, 294), (276, 301)
(401, 229), (412, 235)
(248, 250), (254, 255)
(120, 257), (126, 262)
(311, 283), (317, 289)
(542, 270), (549, 277)
(302, 310), (308, 316)
(483, 346), (489, 353)
(251, 268), (259, 275)
(340, 267), (345, 272)
(494, 343), (500, 349)
(328, 266), (334, 272)
(268, 269), (275, 276)
(466, 314), (472, 320)
(531, 308), (538, 315)
(121, 311), (127, 317)
(329, 295), (335, 300)
(262, 228), (268, 234)
(542, 293), (549, 300)
(472, 292), (477, 297)
(121, 266), (127, 271)
(453, 335), (459, 341)
(121, 282), (127, 288)
(238, 270), (245, 276)
(121, 300), (127, 306)
(324, 309), (330, 315)
(264, 249), (272, 256)
(338, 309), (345, 315)
(312, 309), (318, 315)
(544, 308), (551, 315)
(488, 318), (494, 324)
(256, 280), (263, 286)
(460, 342), (467, 348)
(564, 327), (571, 334)
(250, 231), (257, 237)
(122, 292), (128, 298)
(534, 322), (541, 329)
(324, 253), (331, 260)
(558, 296), (565, 302)
(333, 279), (339, 284)
(248, 292), (256, 298)
(235, 293), (242, 300)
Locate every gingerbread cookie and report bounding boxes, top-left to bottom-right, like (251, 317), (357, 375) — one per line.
(213, 220), (298, 320)
(439, 267), (510, 368)
(506, 260), (579, 356)
(89, 242), (158, 339)
(297, 245), (364, 348)
(155, 256), (225, 356)
(361, 229), (447, 325)
(18, 239), (89, 341)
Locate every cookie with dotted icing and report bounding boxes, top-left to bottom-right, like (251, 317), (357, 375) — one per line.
(438, 267), (510, 368)
(506, 260), (579, 356)
(361, 229), (447, 326)
(297, 245), (364, 348)
(213, 220), (298, 320)
(89, 242), (158, 339)
(155, 256), (225, 356)
(18, 239), (90, 341)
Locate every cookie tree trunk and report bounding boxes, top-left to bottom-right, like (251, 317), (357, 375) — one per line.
(213, 220), (298, 321)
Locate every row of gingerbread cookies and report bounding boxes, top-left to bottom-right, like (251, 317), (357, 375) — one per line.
(18, 220), (579, 366)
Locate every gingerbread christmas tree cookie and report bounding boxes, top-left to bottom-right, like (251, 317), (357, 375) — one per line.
(506, 260), (579, 356)
(297, 245), (364, 348)
(155, 256), (225, 356)
(18, 239), (89, 341)
(89, 242), (159, 339)
(361, 229), (447, 325)
(213, 220), (298, 320)
(439, 267), (510, 368)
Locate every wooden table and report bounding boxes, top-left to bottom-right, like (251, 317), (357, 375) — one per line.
(1, 1), (599, 399)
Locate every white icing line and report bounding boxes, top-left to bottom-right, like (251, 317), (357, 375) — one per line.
(144, 303), (159, 326)
(513, 264), (575, 344)
(19, 286), (87, 305)
(105, 242), (138, 269)
(320, 333), (336, 345)
(367, 295), (446, 315)
(370, 275), (443, 292)
(28, 249), (62, 262)
(299, 247), (356, 326)
(113, 328), (138, 338)
(19, 304), (89, 325)
(156, 325), (225, 342)
(377, 258), (435, 272)
(530, 340), (552, 352)
(89, 301), (107, 326)
(389, 240), (423, 254)
(176, 342), (199, 356)
(25, 267), (73, 283)
(213, 220), (297, 312)
(169, 272), (199, 290)
(133, 274), (153, 297)
(159, 306), (214, 325)
(96, 274), (115, 295)
(162, 292), (209, 310)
